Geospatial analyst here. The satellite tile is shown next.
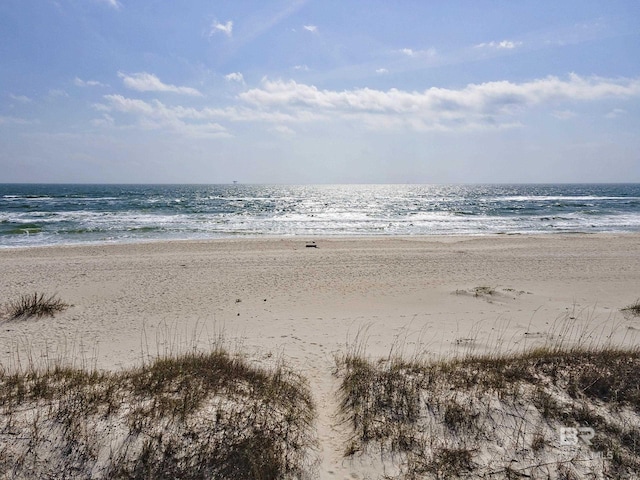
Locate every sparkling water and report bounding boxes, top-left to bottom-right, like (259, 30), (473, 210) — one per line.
(1, 184), (639, 247)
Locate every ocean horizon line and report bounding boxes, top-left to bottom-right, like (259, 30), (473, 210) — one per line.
(2, 181), (640, 187)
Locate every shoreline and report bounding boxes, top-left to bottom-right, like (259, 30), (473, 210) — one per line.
(1, 229), (638, 250)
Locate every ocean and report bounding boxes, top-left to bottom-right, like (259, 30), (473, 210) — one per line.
(1, 184), (639, 248)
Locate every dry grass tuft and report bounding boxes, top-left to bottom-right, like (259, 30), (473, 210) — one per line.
(473, 285), (496, 297)
(0, 345), (316, 479)
(5, 292), (68, 320)
(622, 299), (640, 316)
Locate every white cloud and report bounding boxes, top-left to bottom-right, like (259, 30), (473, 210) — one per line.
(210, 20), (233, 37)
(118, 72), (202, 96)
(475, 40), (522, 49)
(225, 72), (245, 83)
(9, 94), (32, 103)
(97, 95), (230, 138)
(242, 74), (640, 113)
(293, 65), (310, 71)
(376, 68), (389, 74)
(95, 74), (640, 137)
(75, 77), (108, 88)
(97, 95), (154, 115)
(399, 47), (436, 58)
(239, 74), (640, 131)
(96, 94), (322, 131)
(303, 25), (317, 33)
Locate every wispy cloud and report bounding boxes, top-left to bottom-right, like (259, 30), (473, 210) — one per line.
(96, 95), (230, 138)
(271, 125), (295, 135)
(210, 20), (233, 37)
(552, 110), (577, 120)
(96, 0), (121, 10)
(303, 25), (317, 33)
(605, 108), (626, 119)
(209, 1), (309, 57)
(95, 94), (320, 134)
(0, 115), (34, 125)
(376, 68), (389, 74)
(74, 77), (108, 88)
(48, 89), (69, 98)
(399, 47), (437, 57)
(9, 94), (33, 103)
(118, 72), (202, 96)
(225, 72), (245, 83)
(91, 113), (115, 128)
(475, 40), (522, 50)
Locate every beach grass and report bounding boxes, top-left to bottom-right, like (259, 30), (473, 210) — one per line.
(335, 340), (640, 479)
(0, 344), (316, 479)
(5, 292), (68, 320)
(2, 284), (640, 479)
(622, 299), (640, 316)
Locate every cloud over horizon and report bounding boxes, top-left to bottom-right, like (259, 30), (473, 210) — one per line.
(118, 72), (203, 96)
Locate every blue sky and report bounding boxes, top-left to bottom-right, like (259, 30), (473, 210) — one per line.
(1, 0), (639, 183)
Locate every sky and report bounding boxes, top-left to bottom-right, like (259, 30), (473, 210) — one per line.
(1, 0), (639, 184)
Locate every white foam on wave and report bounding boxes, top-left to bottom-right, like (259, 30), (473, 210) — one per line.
(1, 184), (640, 247)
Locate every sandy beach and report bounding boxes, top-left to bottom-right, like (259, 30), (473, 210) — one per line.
(2, 234), (640, 478)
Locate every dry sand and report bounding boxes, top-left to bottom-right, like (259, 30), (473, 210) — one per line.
(1, 234), (640, 478)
